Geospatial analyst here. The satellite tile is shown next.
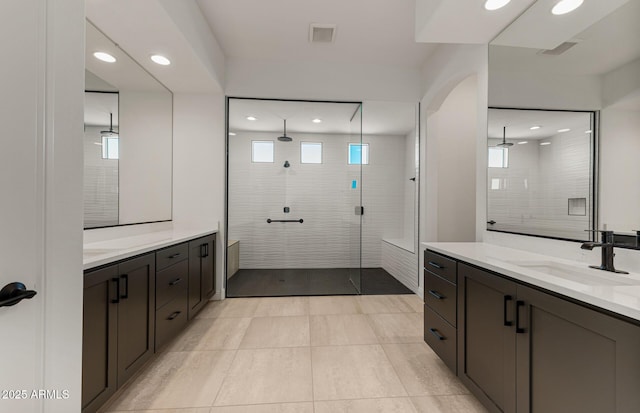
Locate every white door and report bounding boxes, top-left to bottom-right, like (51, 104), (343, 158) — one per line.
(0, 1), (84, 412)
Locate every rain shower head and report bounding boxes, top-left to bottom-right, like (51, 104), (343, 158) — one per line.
(497, 126), (513, 147)
(278, 119), (293, 142)
(100, 113), (118, 137)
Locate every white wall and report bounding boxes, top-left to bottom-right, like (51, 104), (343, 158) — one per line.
(599, 107), (640, 230)
(172, 93), (227, 298)
(119, 91), (173, 224)
(427, 75), (479, 243)
(228, 131), (405, 269)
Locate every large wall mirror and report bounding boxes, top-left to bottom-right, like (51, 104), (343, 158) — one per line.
(488, 0), (640, 240)
(84, 20), (173, 229)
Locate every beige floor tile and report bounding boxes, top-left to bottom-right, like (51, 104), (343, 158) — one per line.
(314, 398), (418, 413)
(401, 294), (424, 313)
(107, 351), (235, 410)
(166, 318), (251, 351)
(209, 402), (314, 413)
(310, 314), (378, 346)
(367, 313), (424, 343)
(311, 345), (407, 401)
(383, 343), (469, 396)
(357, 295), (416, 314)
(309, 296), (362, 315)
(214, 347), (313, 406)
(254, 297), (309, 317)
(107, 409), (210, 413)
(240, 316), (310, 348)
(197, 298), (259, 318)
(411, 395), (489, 413)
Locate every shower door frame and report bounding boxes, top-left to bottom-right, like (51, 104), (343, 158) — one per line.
(224, 96), (364, 297)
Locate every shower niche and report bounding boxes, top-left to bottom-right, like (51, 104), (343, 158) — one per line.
(226, 98), (419, 296)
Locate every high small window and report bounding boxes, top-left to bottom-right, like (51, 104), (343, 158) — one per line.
(252, 141), (274, 163)
(301, 142), (322, 164)
(348, 143), (369, 165)
(102, 136), (119, 160)
(488, 147), (508, 168)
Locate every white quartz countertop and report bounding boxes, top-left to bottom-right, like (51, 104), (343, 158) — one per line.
(84, 228), (217, 270)
(423, 242), (640, 322)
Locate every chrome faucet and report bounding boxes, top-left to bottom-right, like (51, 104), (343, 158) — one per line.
(581, 230), (628, 274)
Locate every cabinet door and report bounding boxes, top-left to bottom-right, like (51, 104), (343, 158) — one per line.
(116, 253), (155, 387)
(516, 285), (640, 413)
(458, 263), (517, 413)
(82, 265), (118, 413)
(188, 235), (215, 319)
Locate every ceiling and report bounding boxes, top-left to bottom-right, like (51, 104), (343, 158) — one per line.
(229, 99), (416, 136)
(491, 0), (640, 76)
(488, 108), (592, 140)
(197, 0), (436, 68)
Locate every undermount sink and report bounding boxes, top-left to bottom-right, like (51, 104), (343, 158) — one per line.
(506, 260), (640, 286)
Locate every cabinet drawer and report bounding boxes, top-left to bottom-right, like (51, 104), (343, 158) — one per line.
(424, 270), (457, 326)
(156, 260), (188, 309)
(155, 295), (188, 350)
(424, 305), (457, 373)
(424, 250), (457, 284)
(156, 243), (188, 271)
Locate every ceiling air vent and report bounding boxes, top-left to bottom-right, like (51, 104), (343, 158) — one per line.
(309, 24), (336, 43)
(538, 40), (580, 56)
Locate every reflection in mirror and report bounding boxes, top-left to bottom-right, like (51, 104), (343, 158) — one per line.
(84, 20), (173, 229)
(489, 0), (640, 239)
(84, 92), (119, 228)
(487, 108), (594, 241)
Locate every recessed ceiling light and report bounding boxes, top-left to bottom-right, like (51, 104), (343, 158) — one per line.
(228, 132), (236, 136)
(585, 130), (592, 134)
(557, 128), (571, 133)
(484, 0), (511, 11)
(312, 118), (322, 123)
(540, 142), (552, 146)
(150, 55), (171, 66)
(94, 52), (116, 63)
(551, 0), (584, 15)
(518, 141), (528, 145)
(530, 125), (541, 130)
(246, 116), (257, 121)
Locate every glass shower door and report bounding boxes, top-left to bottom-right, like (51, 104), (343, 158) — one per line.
(348, 104), (363, 293)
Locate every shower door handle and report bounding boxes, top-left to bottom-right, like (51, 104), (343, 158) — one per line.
(354, 206), (364, 216)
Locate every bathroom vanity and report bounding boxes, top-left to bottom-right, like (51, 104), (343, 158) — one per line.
(82, 229), (216, 413)
(423, 243), (640, 413)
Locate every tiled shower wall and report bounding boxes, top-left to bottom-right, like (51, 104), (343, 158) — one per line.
(487, 132), (591, 239)
(228, 131), (407, 269)
(83, 125), (118, 228)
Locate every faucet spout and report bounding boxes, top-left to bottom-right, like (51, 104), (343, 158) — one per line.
(582, 231), (628, 274)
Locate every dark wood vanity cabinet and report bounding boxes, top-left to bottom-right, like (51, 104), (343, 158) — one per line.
(188, 234), (216, 319)
(155, 243), (189, 350)
(82, 253), (155, 413)
(453, 259), (640, 413)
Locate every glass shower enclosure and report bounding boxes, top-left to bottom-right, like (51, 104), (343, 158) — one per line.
(225, 98), (363, 297)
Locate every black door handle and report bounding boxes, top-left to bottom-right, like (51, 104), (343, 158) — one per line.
(111, 277), (120, 304)
(516, 300), (526, 334)
(428, 328), (445, 341)
(428, 261), (444, 269)
(0, 282), (37, 308)
(428, 290), (445, 300)
(121, 274), (129, 299)
(503, 295), (513, 326)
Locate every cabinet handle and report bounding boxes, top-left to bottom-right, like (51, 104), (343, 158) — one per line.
(121, 274), (129, 299)
(111, 278), (120, 304)
(169, 278), (182, 286)
(167, 311), (181, 320)
(168, 252), (181, 259)
(200, 243), (208, 258)
(503, 295), (513, 326)
(516, 300), (526, 334)
(428, 289), (445, 300)
(205, 243), (209, 257)
(428, 328), (446, 341)
(428, 261), (444, 270)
